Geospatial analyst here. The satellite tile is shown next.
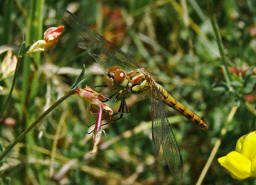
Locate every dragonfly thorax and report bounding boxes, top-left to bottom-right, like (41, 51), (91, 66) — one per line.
(129, 78), (149, 93)
(127, 69), (150, 93)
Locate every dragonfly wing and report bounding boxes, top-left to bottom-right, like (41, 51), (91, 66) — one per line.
(63, 10), (138, 71)
(150, 85), (183, 177)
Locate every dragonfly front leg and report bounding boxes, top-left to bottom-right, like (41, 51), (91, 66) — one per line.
(92, 84), (108, 88)
(123, 97), (129, 113)
(105, 96), (129, 124)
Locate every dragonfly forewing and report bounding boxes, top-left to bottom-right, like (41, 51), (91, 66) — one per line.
(151, 85), (183, 177)
(64, 10), (138, 71)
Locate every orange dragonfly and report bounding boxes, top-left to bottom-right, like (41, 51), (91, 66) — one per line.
(65, 10), (208, 177)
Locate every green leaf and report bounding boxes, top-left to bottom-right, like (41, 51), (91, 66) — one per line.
(71, 65), (86, 91)
(243, 76), (256, 94)
(244, 66), (255, 79)
(212, 86), (227, 93)
(230, 80), (242, 88)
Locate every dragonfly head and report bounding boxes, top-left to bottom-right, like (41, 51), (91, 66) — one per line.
(106, 66), (128, 89)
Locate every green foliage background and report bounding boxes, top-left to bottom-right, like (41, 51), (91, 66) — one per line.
(0, 0), (256, 184)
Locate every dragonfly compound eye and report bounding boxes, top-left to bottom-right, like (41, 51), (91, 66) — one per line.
(108, 65), (121, 73)
(114, 70), (126, 83)
(107, 65), (126, 83)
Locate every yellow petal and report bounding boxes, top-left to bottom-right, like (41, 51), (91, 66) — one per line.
(236, 131), (256, 160)
(27, 40), (47, 54)
(236, 135), (246, 152)
(218, 151), (251, 180)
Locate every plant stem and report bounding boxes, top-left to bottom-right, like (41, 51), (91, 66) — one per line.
(0, 91), (74, 161)
(196, 106), (238, 185)
(21, 0), (44, 182)
(210, 15), (232, 91)
(2, 0), (14, 44)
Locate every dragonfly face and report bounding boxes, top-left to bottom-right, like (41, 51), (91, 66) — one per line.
(106, 66), (150, 95)
(106, 65), (128, 91)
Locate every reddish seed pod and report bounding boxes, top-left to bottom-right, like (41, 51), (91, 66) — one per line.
(0, 117), (16, 126)
(44, 25), (64, 42)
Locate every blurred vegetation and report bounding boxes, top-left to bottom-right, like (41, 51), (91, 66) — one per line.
(0, 0), (256, 184)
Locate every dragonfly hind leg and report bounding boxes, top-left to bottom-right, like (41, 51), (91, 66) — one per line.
(100, 113), (123, 127)
(102, 96), (129, 126)
(92, 84), (108, 88)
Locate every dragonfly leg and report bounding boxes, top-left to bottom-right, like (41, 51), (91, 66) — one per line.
(123, 98), (129, 113)
(118, 96), (124, 112)
(88, 98), (125, 133)
(101, 96), (128, 126)
(92, 84), (108, 88)
(87, 93), (124, 134)
(89, 95), (128, 130)
(118, 95), (129, 113)
(101, 112), (123, 127)
(101, 91), (119, 103)
(88, 129), (94, 135)
(113, 112), (124, 121)
(87, 101), (125, 134)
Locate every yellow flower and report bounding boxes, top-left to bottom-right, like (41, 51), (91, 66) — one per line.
(236, 131), (256, 160)
(218, 131), (256, 180)
(27, 40), (49, 53)
(218, 151), (251, 180)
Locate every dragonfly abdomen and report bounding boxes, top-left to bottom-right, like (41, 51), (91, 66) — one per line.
(156, 83), (208, 130)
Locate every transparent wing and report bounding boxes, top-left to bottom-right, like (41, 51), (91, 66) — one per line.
(63, 10), (138, 71)
(150, 85), (183, 177)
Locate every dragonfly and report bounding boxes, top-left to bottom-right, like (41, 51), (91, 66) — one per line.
(65, 10), (208, 176)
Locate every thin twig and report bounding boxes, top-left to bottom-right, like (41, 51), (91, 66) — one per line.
(245, 102), (256, 116)
(196, 106), (238, 185)
(49, 111), (67, 177)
